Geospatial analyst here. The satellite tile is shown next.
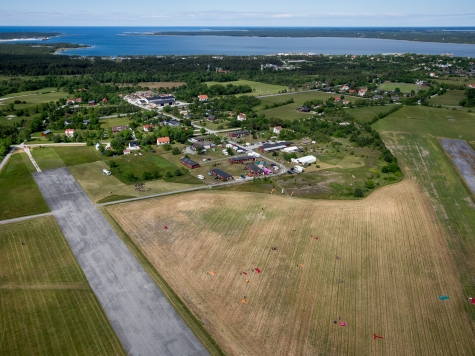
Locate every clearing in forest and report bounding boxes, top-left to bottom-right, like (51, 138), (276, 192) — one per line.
(0, 216), (125, 356)
(108, 184), (475, 356)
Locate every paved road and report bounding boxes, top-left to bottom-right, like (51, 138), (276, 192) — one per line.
(33, 168), (208, 356)
(0, 212), (53, 225)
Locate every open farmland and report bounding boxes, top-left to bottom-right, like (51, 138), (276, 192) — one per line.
(346, 104), (399, 123)
(0, 216), (125, 355)
(0, 152), (49, 220)
(373, 106), (475, 140)
(205, 80), (286, 96)
(107, 184), (475, 356)
(137, 81), (185, 89)
(382, 132), (475, 303)
(378, 82), (419, 93)
(428, 90), (465, 106)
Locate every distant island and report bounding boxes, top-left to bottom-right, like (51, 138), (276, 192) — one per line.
(143, 27), (475, 45)
(0, 32), (61, 41)
(0, 42), (90, 55)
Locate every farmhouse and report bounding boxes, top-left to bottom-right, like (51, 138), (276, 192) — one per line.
(358, 89), (367, 97)
(88, 100), (95, 106)
(207, 115), (218, 122)
(65, 129), (75, 137)
(102, 98), (108, 103)
(210, 169), (233, 181)
(165, 119), (180, 127)
(112, 125), (129, 133)
(143, 124), (153, 132)
(299, 106), (310, 112)
(273, 126), (283, 134)
(198, 94), (208, 101)
(229, 156), (256, 164)
(149, 95), (176, 107)
(259, 142), (291, 152)
(157, 137), (170, 145)
(180, 157), (200, 169)
(227, 130), (249, 138)
(123, 149), (131, 155)
(237, 113), (247, 121)
(246, 163), (265, 176)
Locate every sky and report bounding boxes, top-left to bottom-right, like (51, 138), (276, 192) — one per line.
(1, 0), (474, 27)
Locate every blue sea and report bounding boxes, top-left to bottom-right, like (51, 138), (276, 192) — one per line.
(2, 26), (475, 57)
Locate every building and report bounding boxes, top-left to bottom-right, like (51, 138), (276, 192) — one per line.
(112, 125), (129, 133)
(123, 149), (131, 155)
(180, 157), (200, 169)
(281, 146), (299, 153)
(227, 130), (249, 138)
(102, 98), (108, 103)
(207, 115), (218, 122)
(246, 163), (265, 176)
(258, 142), (291, 152)
(358, 89), (367, 97)
(273, 126), (283, 134)
(229, 156), (256, 164)
(148, 95), (175, 107)
(128, 141), (140, 150)
(210, 169), (233, 181)
(237, 113), (247, 121)
(41, 129), (51, 136)
(299, 105), (310, 112)
(88, 100), (95, 106)
(157, 137), (170, 145)
(65, 129), (75, 137)
(83, 119), (90, 125)
(198, 94), (208, 101)
(143, 124), (153, 132)
(292, 155), (316, 165)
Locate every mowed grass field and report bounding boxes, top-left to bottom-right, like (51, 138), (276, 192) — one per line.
(69, 161), (203, 203)
(381, 132), (475, 303)
(373, 106), (475, 140)
(378, 82), (419, 93)
(107, 185), (475, 355)
(346, 104), (399, 123)
(0, 216), (125, 355)
(428, 90), (465, 106)
(0, 152), (49, 220)
(205, 80), (286, 96)
(137, 81), (185, 89)
(0, 90), (66, 107)
(31, 146), (102, 170)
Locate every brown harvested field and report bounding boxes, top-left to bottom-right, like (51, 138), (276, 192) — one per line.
(107, 181), (475, 356)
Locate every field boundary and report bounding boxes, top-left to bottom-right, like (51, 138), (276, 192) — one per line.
(100, 207), (225, 356)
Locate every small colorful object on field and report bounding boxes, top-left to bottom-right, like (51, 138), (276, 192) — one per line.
(374, 333), (385, 340)
(209, 270), (216, 276)
(438, 295), (449, 301)
(254, 268), (261, 274)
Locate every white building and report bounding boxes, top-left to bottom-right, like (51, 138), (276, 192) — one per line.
(282, 146), (299, 153)
(292, 155), (317, 165)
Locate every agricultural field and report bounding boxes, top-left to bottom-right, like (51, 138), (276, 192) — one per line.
(378, 82), (419, 93)
(205, 80), (287, 96)
(345, 104), (399, 123)
(0, 152), (49, 220)
(221, 141), (401, 199)
(100, 116), (132, 129)
(0, 216), (125, 355)
(107, 183), (475, 356)
(381, 132), (475, 311)
(431, 78), (471, 85)
(428, 90), (465, 106)
(373, 106), (475, 140)
(0, 89), (65, 107)
(69, 161), (203, 203)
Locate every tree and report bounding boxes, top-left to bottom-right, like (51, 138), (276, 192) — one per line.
(110, 137), (124, 151)
(165, 171), (173, 178)
(172, 147), (181, 155)
(108, 160), (117, 168)
(354, 188), (364, 197)
(161, 143), (172, 151)
(200, 127), (206, 135)
(174, 169), (183, 176)
(226, 147), (234, 156)
(365, 180), (375, 189)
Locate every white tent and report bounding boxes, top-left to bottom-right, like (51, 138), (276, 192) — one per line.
(295, 155), (317, 165)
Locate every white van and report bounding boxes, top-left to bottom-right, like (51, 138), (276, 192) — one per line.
(103, 169), (112, 176)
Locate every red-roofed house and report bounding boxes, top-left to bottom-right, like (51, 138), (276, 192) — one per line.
(467, 84), (475, 89)
(237, 113), (247, 121)
(334, 97), (341, 102)
(143, 124), (153, 132)
(198, 94), (208, 102)
(102, 98), (108, 103)
(273, 126), (283, 134)
(358, 89), (367, 97)
(349, 89), (356, 94)
(65, 129), (75, 137)
(157, 137), (171, 145)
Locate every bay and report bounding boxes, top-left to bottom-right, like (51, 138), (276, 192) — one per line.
(1, 26), (475, 57)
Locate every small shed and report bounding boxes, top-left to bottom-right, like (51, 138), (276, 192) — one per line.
(41, 129), (51, 136)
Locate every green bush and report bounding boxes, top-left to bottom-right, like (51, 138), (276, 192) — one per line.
(354, 188), (364, 197)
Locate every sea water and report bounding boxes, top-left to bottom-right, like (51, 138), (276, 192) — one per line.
(1, 26), (475, 57)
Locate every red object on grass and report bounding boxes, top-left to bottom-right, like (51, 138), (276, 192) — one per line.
(254, 268), (261, 274)
(471, 298), (475, 304)
(374, 333), (385, 340)
(339, 322), (346, 326)
(314, 237), (319, 240)
(242, 271), (247, 275)
(164, 226), (168, 229)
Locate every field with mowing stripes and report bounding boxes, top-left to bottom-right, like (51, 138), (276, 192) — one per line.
(0, 216), (125, 355)
(108, 186), (475, 355)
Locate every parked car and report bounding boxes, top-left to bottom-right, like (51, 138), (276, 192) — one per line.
(287, 170), (294, 174)
(240, 174), (246, 179)
(197, 174), (204, 180)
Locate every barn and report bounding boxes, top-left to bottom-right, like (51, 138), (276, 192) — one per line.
(229, 156), (256, 164)
(210, 169), (233, 181)
(258, 142), (292, 153)
(180, 157), (200, 169)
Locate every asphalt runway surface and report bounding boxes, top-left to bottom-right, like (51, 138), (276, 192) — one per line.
(33, 167), (208, 356)
(440, 139), (475, 194)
